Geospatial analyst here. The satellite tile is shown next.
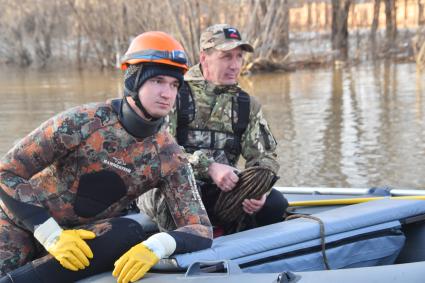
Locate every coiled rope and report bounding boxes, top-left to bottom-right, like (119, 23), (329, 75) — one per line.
(214, 166), (277, 233)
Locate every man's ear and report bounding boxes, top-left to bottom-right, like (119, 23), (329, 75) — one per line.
(199, 51), (210, 79)
(199, 51), (207, 67)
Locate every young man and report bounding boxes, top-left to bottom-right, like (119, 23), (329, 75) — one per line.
(0, 31), (212, 283)
(139, 24), (288, 235)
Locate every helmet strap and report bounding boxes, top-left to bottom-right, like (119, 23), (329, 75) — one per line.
(130, 65), (156, 121)
(134, 96), (155, 121)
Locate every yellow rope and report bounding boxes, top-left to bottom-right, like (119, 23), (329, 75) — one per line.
(289, 195), (425, 207)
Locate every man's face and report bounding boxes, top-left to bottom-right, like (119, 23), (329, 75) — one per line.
(200, 47), (243, 85)
(138, 75), (179, 118)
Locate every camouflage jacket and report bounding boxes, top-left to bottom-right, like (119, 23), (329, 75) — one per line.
(168, 64), (279, 179)
(0, 99), (212, 253)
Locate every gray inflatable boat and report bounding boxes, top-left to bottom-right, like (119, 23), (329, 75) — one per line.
(79, 187), (425, 283)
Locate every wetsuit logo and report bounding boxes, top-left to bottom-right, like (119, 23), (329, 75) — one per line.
(103, 157), (132, 173)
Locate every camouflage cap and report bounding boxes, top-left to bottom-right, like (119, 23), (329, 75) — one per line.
(200, 24), (254, 53)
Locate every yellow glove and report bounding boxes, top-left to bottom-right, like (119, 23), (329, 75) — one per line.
(47, 229), (96, 271)
(34, 217), (96, 271)
(112, 243), (159, 283)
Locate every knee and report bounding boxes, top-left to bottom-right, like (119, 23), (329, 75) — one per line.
(255, 189), (288, 225)
(264, 189), (288, 211)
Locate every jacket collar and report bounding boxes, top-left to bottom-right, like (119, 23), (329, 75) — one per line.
(185, 64), (240, 96)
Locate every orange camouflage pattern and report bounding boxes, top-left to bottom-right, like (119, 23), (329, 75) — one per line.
(0, 100), (212, 274)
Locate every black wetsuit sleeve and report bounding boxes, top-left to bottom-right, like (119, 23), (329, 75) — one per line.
(167, 230), (212, 254)
(0, 186), (50, 231)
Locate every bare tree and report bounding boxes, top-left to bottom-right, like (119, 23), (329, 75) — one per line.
(413, 0), (425, 69)
(165, 0), (205, 65)
(371, 0), (381, 40)
(0, 1), (34, 67)
(419, 0), (425, 25)
(243, 0), (290, 72)
(0, 0), (422, 71)
(32, 1), (60, 68)
(271, 0), (290, 60)
(385, 0), (397, 44)
(331, 0), (352, 58)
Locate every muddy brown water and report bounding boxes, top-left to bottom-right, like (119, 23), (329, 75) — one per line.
(1, 62), (424, 189)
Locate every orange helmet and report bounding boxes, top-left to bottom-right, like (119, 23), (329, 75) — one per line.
(121, 31), (188, 73)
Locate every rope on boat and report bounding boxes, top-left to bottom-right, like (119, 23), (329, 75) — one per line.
(214, 166), (277, 233)
(285, 214), (331, 270)
(289, 195), (425, 207)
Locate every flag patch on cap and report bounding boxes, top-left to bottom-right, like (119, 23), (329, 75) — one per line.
(223, 28), (241, 40)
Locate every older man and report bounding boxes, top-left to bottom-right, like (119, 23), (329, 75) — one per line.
(140, 24), (288, 235)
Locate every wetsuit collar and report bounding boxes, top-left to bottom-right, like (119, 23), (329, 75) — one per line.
(112, 98), (164, 139)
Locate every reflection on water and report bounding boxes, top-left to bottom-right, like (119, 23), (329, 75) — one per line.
(241, 62), (425, 189)
(1, 62), (425, 189)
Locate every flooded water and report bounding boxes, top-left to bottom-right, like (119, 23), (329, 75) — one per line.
(1, 62), (425, 189)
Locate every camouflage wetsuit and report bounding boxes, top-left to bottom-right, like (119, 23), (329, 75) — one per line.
(0, 98), (212, 275)
(139, 64), (286, 232)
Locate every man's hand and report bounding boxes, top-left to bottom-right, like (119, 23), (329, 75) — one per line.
(47, 229), (96, 271)
(113, 243), (159, 283)
(207, 162), (239, 192)
(242, 193), (267, 215)
(113, 232), (175, 283)
(34, 217), (96, 271)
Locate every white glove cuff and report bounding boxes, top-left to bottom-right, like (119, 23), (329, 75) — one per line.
(33, 217), (63, 248)
(142, 232), (176, 259)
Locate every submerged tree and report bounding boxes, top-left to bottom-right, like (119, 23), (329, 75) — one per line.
(419, 0), (425, 25)
(331, 0), (352, 59)
(371, 0), (381, 40)
(243, 0), (290, 72)
(385, 0), (397, 46)
(0, 0), (421, 70)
